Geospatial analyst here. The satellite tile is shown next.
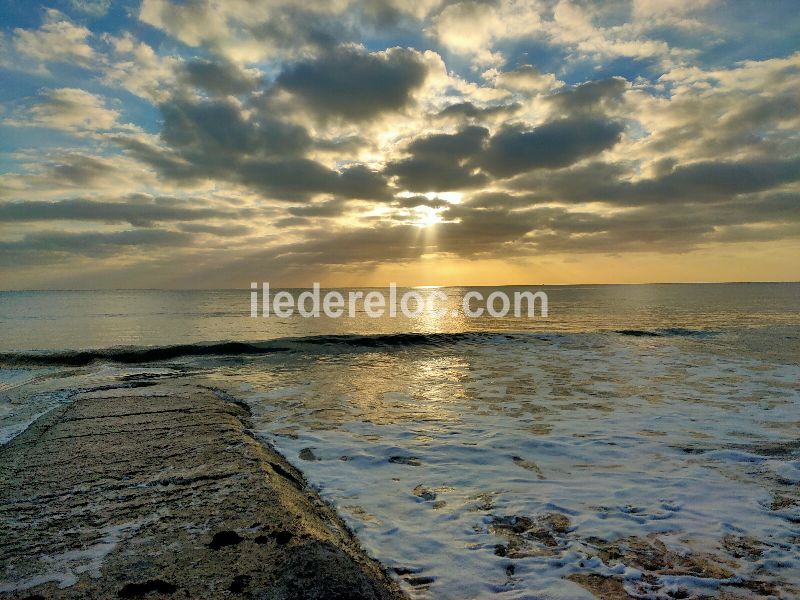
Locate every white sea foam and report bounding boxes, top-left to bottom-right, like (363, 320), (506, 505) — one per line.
(211, 333), (800, 598)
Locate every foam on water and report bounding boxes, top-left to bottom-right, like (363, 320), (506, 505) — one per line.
(197, 332), (800, 598)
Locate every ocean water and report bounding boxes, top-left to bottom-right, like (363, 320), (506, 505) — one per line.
(1, 284), (799, 598)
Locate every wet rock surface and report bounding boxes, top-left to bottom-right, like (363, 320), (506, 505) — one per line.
(490, 512), (572, 558)
(571, 533), (787, 598)
(484, 510), (796, 599)
(0, 383), (405, 599)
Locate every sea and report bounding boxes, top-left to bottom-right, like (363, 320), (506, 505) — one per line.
(1, 283), (798, 598)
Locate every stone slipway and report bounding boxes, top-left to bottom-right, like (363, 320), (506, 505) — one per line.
(0, 382), (406, 599)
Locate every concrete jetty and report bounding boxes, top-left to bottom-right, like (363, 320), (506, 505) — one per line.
(0, 382), (405, 599)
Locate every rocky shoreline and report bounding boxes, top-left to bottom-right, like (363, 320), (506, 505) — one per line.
(0, 382), (406, 599)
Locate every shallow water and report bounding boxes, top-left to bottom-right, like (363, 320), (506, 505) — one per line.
(194, 330), (799, 598)
(1, 284), (799, 597)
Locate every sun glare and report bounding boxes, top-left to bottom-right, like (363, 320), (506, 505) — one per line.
(414, 205), (444, 228)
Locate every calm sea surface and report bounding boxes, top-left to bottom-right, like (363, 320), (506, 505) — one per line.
(0, 283), (798, 351)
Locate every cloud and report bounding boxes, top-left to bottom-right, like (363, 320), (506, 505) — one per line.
(180, 58), (262, 95)
(2, 0), (799, 285)
(490, 65), (563, 93)
(632, 0), (716, 20)
(137, 0), (439, 63)
(477, 117), (624, 178)
(436, 101), (522, 121)
(100, 33), (179, 102)
(177, 222), (252, 236)
(47, 154), (120, 186)
(508, 157), (800, 206)
(13, 10), (95, 67)
(6, 88), (129, 133)
(276, 45), (429, 122)
(385, 126), (490, 191)
(0, 152), (160, 199)
(287, 198), (351, 218)
(0, 229), (194, 265)
(159, 97), (311, 161)
(70, 0), (111, 17)
(428, 0), (544, 67)
(237, 159), (391, 201)
(0, 197), (244, 227)
(115, 87), (397, 201)
(544, 77), (628, 116)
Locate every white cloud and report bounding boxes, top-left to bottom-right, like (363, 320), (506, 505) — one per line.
(6, 88), (133, 133)
(632, 0), (716, 20)
(100, 33), (179, 102)
(70, 0), (112, 17)
(428, 0), (545, 68)
(13, 9), (96, 67)
(488, 65), (563, 94)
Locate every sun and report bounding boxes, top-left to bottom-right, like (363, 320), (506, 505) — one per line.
(414, 205), (444, 228)
(408, 192), (462, 228)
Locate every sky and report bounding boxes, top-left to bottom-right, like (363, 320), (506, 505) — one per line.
(0, 0), (798, 289)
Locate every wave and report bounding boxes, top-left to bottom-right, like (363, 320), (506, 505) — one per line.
(615, 328), (717, 338)
(0, 342), (294, 367)
(0, 328), (721, 366)
(0, 332), (516, 367)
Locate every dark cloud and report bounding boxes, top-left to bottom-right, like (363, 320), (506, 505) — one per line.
(116, 94), (394, 201)
(337, 165), (392, 200)
(236, 158), (391, 201)
(476, 118), (624, 178)
(385, 126), (490, 191)
(462, 191), (541, 209)
(176, 223), (252, 236)
(393, 195), (451, 209)
(49, 154), (118, 186)
(544, 77), (627, 116)
(436, 101), (522, 121)
(711, 222), (800, 243)
(405, 126), (489, 159)
(0, 197), (242, 227)
(115, 136), (201, 181)
(435, 206), (540, 254)
(287, 198), (350, 217)
(509, 157), (800, 206)
(180, 59), (261, 95)
(386, 158), (488, 191)
(160, 97), (311, 162)
(276, 46), (428, 122)
(609, 157), (800, 205)
(263, 224), (424, 266)
(0, 229), (194, 265)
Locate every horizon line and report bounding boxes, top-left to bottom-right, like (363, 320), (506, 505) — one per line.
(1, 280), (799, 292)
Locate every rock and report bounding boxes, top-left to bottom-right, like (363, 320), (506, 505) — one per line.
(595, 535), (737, 580)
(117, 579), (178, 598)
(770, 495), (797, 511)
(208, 530), (243, 550)
(566, 574), (628, 599)
(511, 455), (545, 479)
(389, 456), (421, 466)
(411, 485), (436, 501)
(489, 513), (571, 558)
(404, 576), (434, 588)
(0, 383), (405, 599)
(722, 534), (764, 560)
(299, 447), (319, 461)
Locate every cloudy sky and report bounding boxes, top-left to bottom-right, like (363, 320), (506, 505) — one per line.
(1, 0), (798, 288)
